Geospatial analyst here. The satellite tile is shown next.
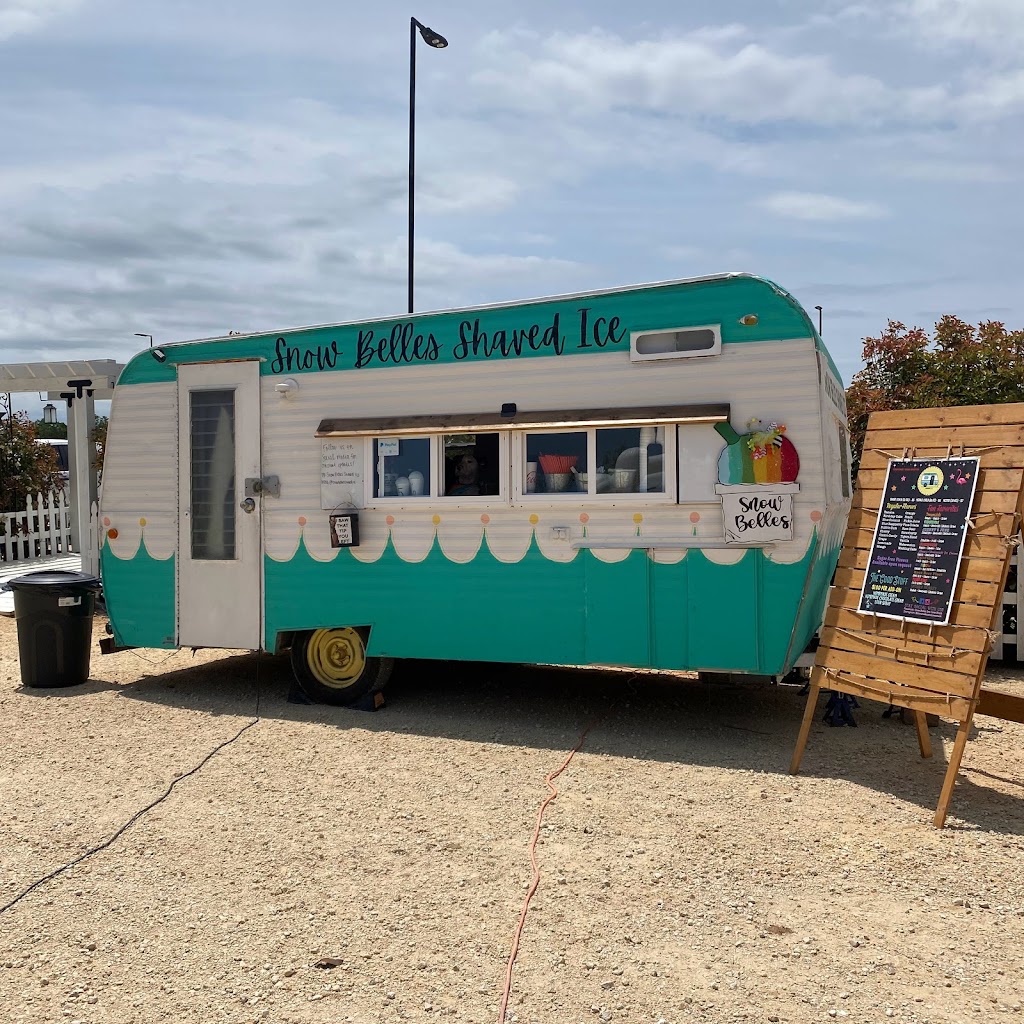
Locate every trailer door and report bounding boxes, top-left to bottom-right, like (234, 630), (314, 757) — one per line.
(177, 361), (262, 649)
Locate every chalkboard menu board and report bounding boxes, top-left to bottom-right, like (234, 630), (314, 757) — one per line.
(858, 457), (980, 624)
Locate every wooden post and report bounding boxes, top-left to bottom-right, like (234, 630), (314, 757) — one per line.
(914, 711), (933, 759)
(789, 672), (822, 775)
(934, 713), (975, 829)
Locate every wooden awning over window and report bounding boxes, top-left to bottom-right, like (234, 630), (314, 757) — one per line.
(315, 403), (730, 437)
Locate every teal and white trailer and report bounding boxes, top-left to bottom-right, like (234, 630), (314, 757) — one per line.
(99, 273), (851, 704)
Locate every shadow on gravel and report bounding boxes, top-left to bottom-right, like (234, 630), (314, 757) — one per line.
(109, 649), (1024, 834)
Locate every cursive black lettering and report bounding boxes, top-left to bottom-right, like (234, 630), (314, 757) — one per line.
(271, 336), (343, 374)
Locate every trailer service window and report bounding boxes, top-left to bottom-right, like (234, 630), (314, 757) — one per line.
(316, 403), (727, 507)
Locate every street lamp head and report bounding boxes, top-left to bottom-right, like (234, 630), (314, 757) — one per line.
(413, 18), (448, 48)
(43, 403), (57, 424)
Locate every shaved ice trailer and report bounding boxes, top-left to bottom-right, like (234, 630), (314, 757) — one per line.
(99, 273), (852, 704)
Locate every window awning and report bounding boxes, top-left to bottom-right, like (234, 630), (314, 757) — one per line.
(315, 403), (730, 438)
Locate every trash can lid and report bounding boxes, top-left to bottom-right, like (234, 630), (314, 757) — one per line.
(7, 570), (101, 591)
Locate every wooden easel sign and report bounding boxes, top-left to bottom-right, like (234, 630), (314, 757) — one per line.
(789, 403), (1024, 828)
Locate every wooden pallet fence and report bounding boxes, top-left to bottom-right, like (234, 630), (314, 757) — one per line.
(790, 402), (1024, 829)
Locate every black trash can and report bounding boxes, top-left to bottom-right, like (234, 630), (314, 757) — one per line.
(9, 570), (101, 688)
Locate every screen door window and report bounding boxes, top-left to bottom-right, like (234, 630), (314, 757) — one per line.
(190, 389), (236, 559)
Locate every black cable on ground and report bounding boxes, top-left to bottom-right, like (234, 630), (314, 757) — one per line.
(0, 653), (263, 918)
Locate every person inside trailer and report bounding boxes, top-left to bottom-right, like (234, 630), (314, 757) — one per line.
(448, 450), (482, 496)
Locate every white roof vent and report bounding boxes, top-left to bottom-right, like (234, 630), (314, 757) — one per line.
(629, 324), (721, 362)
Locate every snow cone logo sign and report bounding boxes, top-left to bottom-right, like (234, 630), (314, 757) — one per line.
(713, 418), (801, 543)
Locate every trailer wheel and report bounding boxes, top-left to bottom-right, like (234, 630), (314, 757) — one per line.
(290, 627), (393, 706)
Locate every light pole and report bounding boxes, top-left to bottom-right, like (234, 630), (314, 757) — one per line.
(134, 332), (154, 348)
(408, 16), (448, 315)
(814, 306), (823, 335)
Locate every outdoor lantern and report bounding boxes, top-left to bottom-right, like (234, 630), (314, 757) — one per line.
(42, 403), (57, 424)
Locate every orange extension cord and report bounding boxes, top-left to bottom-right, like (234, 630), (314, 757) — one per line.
(496, 714), (604, 1023)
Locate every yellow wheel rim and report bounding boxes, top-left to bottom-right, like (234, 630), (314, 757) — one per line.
(307, 628), (366, 689)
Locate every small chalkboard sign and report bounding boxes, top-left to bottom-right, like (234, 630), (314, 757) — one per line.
(858, 457), (980, 625)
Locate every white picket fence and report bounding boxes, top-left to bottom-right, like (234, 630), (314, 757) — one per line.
(0, 491), (101, 576)
(0, 490), (71, 562)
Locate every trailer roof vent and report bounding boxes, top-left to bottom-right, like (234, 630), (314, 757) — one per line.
(630, 324), (721, 362)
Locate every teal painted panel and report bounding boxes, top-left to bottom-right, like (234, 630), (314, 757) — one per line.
(264, 532), (588, 665)
(584, 550), (650, 667)
(100, 538), (176, 649)
(650, 557), (690, 668)
(118, 275), (819, 386)
(787, 532), (844, 666)
(264, 533), (824, 674)
(685, 552), (761, 671)
(761, 551), (814, 671)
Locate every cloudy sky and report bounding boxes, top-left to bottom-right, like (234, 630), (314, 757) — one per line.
(1, 0), (1021, 416)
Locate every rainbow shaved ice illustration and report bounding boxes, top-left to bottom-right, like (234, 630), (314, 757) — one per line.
(715, 418), (800, 485)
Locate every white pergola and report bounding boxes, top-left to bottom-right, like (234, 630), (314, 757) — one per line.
(1, 360), (124, 551)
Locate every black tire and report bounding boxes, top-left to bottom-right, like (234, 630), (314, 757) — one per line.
(290, 627), (394, 706)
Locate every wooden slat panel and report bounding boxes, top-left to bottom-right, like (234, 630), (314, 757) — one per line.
(977, 688), (1024, 724)
(843, 528), (1011, 561)
(859, 447), (1024, 472)
(860, 425), (1024, 449)
(832, 566), (1004, 609)
(866, 404), (1024, 429)
(812, 669), (974, 722)
(823, 606), (993, 654)
(815, 646), (978, 698)
(818, 625), (985, 679)
(837, 546), (1005, 582)
(840, 528), (1010, 560)
(856, 487), (1020, 515)
(827, 584), (999, 627)
(856, 468), (1024, 493)
(844, 505), (1019, 538)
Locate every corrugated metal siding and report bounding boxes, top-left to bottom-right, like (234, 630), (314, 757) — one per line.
(100, 382), (177, 559)
(261, 338), (826, 566)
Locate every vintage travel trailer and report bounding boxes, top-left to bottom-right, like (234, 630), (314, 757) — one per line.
(99, 273), (852, 704)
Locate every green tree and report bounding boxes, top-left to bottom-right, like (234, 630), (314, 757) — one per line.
(846, 316), (1024, 473)
(92, 415), (108, 476)
(33, 419), (67, 439)
(0, 397), (62, 511)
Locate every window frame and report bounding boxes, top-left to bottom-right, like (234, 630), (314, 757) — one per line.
(511, 424), (677, 505)
(316, 404), (725, 510)
(362, 433), (511, 507)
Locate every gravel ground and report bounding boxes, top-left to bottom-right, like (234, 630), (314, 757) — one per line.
(1, 612), (1023, 1024)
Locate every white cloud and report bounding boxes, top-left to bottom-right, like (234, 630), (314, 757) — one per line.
(902, 0), (1024, 52)
(0, 0), (80, 41)
(756, 191), (888, 221)
(473, 28), (945, 127)
(881, 157), (1010, 183)
(955, 68), (1024, 120)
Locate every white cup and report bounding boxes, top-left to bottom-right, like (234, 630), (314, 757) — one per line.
(408, 470), (424, 496)
(395, 476), (410, 496)
(525, 462), (538, 493)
